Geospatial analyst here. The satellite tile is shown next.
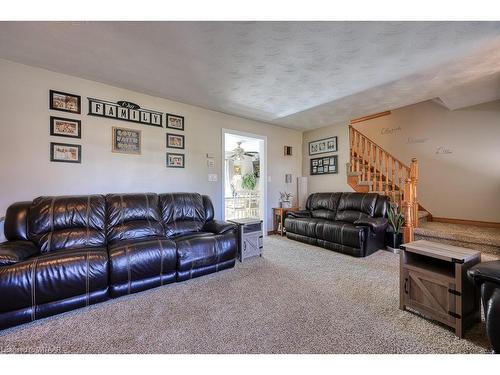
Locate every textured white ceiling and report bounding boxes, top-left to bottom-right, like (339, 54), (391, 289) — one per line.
(0, 21), (499, 130)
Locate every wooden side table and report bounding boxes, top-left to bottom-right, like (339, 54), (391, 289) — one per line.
(400, 240), (481, 338)
(272, 207), (299, 236)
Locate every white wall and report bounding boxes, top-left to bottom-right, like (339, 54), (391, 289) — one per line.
(302, 121), (353, 194)
(0, 59), (302, 234)
(352, 100), (500, 222)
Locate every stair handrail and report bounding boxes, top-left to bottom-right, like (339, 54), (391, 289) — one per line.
(349, 125), (419, 243)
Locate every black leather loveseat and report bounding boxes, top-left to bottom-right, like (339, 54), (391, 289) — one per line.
(285, 192), (388, 257)
(0, 192), (237, 330)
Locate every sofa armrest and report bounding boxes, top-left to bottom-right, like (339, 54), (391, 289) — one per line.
(354, 217), (388, 233)
(202, 220), (236, 235)
(468, 261), (500, 286)
(286, 210), (311, 219)
(0, 240), (39, 266)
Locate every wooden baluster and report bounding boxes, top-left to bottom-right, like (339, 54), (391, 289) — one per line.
(378, 148), (383, 192)
(349, 127), (354, 173)
(367, 141), (372, 187)
(385, 152), (389, 196)
(372, 144), (377, 192)
(402, 177), (414, 243)
(363, 137), (367, 181)
(410, 158), (419, 228)
(391, 158), (395, 192)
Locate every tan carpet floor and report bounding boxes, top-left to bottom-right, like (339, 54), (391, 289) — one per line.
(0, 236), (492, 354)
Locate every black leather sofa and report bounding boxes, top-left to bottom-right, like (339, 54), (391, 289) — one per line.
(285, 192), (389, 257)
(0, 192), (237, 330)
(468, 261), (500, 353)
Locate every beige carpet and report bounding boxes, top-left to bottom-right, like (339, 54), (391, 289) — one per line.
(0, 236), (492, 354)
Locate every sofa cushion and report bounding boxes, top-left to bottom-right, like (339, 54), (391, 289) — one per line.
(315, 221), (366, 249)
(28, 195), (106, 253)
(335, 193), (379, 223)
(175, 232), (236, 273)
(306, 192), (342, 220)
(159, 193), (206, 237)
(0, 247), (108, 315)
(284, 217), (327, 237)
(108, 237), (177, 296)
(106, 193), (163, 244)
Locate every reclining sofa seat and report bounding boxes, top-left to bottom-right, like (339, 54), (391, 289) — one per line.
(105, 193), (177, 297)
(0, 196), (109, 329)
(159, 193), (237, 281)
(285, 192), (388, 257)
(0, 192), (237, 330)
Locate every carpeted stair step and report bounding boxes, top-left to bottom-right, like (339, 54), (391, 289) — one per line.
(414, 221), (500, 257)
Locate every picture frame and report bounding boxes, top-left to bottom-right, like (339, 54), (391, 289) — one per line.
(166, 113), (184, 131)
(310, 155), (338, 175)
(50, 116), (81, 139)
(166, 152), (185, 168)
(166, 133), (185, 149)
(49, 90), (81, 114)
(50, 142), (81, 163)
(112, 126), (142, 155)
(309, 136), (338, 155)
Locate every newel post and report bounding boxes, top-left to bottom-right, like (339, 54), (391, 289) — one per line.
(402, 177), (414, 243)
(410, 158), (419, 228)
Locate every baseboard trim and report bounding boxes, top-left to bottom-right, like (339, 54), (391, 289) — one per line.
(431, 217), (500, 229)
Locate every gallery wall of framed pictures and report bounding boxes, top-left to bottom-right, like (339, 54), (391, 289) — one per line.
(165, 113), (185, 168)
(49, 90), (83, 163)
(309, 136), (339, 176)
(48, 89), (188, 167)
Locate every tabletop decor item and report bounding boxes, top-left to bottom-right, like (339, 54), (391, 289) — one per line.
(309, 136), (337, 155)
(50, 116), (81, 139)
(166, 113), (184, 131)
(50, 90), (81, 114)
(112, 126), (141, 155)
(50, 142), (81, 163)
(279, 191), (293, 208)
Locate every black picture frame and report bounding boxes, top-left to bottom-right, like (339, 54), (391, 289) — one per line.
(166, 152), (185, 168)
(50, 116), (82, 139)
(309, 136), (338, 155)
(112, 126), (142, 155)
(166, 113), (185, 131)
(166, 133), (185, 149)
(49, 90), (81, 114)
(310, 155), (338, 175)
(50, 142), (82, 163)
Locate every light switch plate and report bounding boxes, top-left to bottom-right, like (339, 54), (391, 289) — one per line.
(208, 174), (218, 182)
(206, 153), (215, 158)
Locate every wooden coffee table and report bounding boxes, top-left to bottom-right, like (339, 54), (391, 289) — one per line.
(399, 240), (481, 338)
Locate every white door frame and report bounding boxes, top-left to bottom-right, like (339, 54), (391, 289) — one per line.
(221, 128), (268, 235)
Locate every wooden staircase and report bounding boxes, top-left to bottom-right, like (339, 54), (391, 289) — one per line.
(348, 125), (426, 243)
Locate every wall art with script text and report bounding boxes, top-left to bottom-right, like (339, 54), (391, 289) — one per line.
(88, 98), (163, 127)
